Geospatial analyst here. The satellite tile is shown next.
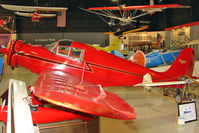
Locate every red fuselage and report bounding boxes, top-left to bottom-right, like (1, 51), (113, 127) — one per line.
(3, 39), (194, 87)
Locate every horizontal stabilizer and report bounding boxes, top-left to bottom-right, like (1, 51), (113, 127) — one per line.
(135, 73), (193, 87)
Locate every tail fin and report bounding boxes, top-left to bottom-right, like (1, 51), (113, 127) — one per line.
(163, 48), (195, 77)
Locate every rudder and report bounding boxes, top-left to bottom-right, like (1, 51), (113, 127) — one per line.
(163, 48), (195, 77)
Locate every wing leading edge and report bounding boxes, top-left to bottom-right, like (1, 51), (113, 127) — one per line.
(88, 4), (190, 11)
(1, 4), (67, 12)
(32, 69), (136, 120)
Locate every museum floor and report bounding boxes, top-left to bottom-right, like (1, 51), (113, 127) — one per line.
(0, 66), (199, 133)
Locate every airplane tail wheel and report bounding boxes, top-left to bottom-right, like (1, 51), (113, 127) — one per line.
(176, 95), (182, 103)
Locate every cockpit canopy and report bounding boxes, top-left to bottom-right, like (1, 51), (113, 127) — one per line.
(44, 39), (84, 61)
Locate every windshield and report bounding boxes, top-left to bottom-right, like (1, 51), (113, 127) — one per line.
(44, 41), (57, 54)
(44, 40), (73, 54)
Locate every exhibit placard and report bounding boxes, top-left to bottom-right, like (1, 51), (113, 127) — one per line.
(178, 101), (197, 123)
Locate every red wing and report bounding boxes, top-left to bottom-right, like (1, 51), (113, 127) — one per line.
(89, 4), (189, 11)
(32, 70), (136, 120)
(89, 6), (120, 10)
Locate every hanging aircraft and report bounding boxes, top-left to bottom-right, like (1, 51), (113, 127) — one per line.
(0, 39), (198, 124)
(80, 0), (190, 35)
(81, 0), (189, 26)
(0, 4), (67, 27)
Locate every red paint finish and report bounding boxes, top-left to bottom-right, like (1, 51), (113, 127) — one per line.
(5, 39), (194, 86)
(0, 39), (195, 120)
(0, 106), (92, 124)
(165, 21), (199, 31)
(33, 70), (136, 120)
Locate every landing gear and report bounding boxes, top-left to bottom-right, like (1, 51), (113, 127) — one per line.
(175, 94), (182, 103)
(175, 88), (182, 103)
(175, 85), (196, 103)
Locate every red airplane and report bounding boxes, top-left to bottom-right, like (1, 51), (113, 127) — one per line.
(0, 39), (195, 124)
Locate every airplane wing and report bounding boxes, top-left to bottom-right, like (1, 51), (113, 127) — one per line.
(14, 12), (57, 18)
(121, 25), (149, 35)
(88, 4), (190, 11)
(31, 69), (136, 120)
(1, 4), (67, 12)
